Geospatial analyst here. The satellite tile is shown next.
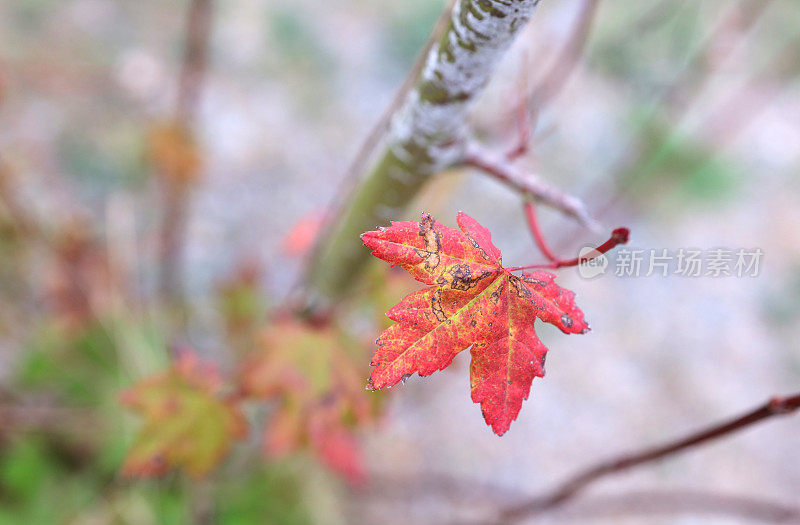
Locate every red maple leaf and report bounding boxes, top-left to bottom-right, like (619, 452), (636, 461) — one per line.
(239, 319), (374, 484)
(361, 212), (588, 435)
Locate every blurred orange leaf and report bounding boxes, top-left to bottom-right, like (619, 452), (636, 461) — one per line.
(147, 121), (202, 186)
(120, 351), (246, 477)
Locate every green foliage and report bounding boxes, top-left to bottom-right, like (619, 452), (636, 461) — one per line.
(268, 7), (332, 76)
(620, 114), (742, 204)
(0, 438), (50, 499)
(592, 2), (702, 92)
(58, 127), (147, 200)
(2, 319), (310, 523)
(215, 466), (311, 525)
(19, 322), (121, 404)
(0, 434), (111, 523)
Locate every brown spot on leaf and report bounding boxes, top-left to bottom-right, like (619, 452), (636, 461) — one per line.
(464, 232), (494, 263)
(443, 264), (493, 291)
(509, 275), (532, 301)
(490, 280), (504, 305)
(417, 214), (442, 271)
(431, 287), (446, 322)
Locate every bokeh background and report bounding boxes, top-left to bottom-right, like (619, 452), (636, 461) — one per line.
(1, 0), (799, 523)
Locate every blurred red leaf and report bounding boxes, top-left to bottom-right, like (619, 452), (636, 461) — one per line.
(241, 319), (373, 483)
(281, 210), (325, 257)
(308, 401), (365, 485)
(45, 221), (113, 332)
(362, 212), (588, 435)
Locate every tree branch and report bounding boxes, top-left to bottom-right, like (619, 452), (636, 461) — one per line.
(497, 392), (800, 522)
(302, 0), (546, 311)
(176, 0), (213, 126)
(506, 0), (602, 159)
(300, 0), (457, 297)
(547, 489), (800, 523)
(360, 475), (800, 524)
(464, 142), (601, 231)
(507, 202), (627, 271)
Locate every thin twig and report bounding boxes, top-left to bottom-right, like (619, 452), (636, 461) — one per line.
(507, 0), (601, 159)
(471, 0), (604, 233)
(464, 142), (601, 231)
(511, 202), (627, 271)
(159, 0), (213, 305)
(550, 0), (779, 255)
(176, 0), (213, 126)
(660, 0), (775, 117)
(506, 53), (532, 160)
(159, 181), (190, 305)
(330, 0), (456, 208)
(701, 32), (800, 148)
(524, 201), (561, 263)
(528, 0), (602, 111)
(497, 392), (800, 522)
(362, 472), (525, 505)
(361, 475), (800, 524)
(548, 489), (800, 523)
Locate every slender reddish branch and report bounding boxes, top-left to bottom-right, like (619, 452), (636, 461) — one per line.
(546, 489), (800, 523)
(362, 478), (800, 523)
(464, 143), (600, 230)
(523, 201), (561, 263)
(583, 0), (778, 223)
(661, 0), (775, 116)
(508, 202), (627, 271)
(497, 392), (800, 522)
(468, 1), (607, 262)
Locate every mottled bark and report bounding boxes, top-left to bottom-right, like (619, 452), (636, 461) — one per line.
(304, 0), (542, 310)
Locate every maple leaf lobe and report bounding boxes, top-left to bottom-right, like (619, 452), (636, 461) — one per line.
(361, 213), (500, 289)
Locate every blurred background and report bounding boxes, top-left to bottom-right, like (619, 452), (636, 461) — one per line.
(0, 0), (799, 523)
